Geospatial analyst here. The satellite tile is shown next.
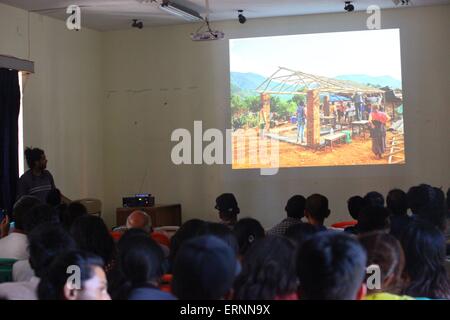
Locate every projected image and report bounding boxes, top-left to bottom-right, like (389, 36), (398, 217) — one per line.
(230, 29), (405, 169)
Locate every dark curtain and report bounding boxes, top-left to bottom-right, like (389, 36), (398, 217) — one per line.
(0, 68), (20, 217)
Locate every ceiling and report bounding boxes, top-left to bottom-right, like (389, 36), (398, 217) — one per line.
(1, 0), (449, 31)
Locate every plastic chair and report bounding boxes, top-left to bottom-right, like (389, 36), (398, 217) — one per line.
(0, 258), (17, 283)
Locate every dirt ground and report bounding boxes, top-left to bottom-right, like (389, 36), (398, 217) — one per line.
(232, 128), (405, 169)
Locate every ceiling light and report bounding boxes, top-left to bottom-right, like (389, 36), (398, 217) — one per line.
(160, 1), (203, 22)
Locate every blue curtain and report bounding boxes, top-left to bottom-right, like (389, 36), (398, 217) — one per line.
(0, 68), (20, 217)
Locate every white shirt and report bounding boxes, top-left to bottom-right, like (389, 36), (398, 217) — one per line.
(0, 232), (29, 260)
(13, 260), (35, 282)
(0, 276), (39, 300)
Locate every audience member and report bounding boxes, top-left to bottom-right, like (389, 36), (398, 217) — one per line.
(344, 196), (365, 234)
(233, 218), (265, 258)
(285, 223), (319, 249)
(304, 194), (330, 231)
(215, 193), (240, 227)
(172, 236), (237, 300)
(234, 236), (298, 300)
(206, 222), (239, 256)
(363, 191), (385, 208)
(267, 195), (306, 236)
(387, 189), (411, 238)
(357, 206), (390, 234)
(296, 232), (367, 300)
(38, 251), (110, 300)
(61, 202), (88, 230)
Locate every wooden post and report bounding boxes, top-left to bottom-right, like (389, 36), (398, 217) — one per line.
(324, 95), (330, 117)
(306, 89), (320, 147)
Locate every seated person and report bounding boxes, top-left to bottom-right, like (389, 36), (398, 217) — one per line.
(344, 196), (365, 234)
(233, 218), (265, 259)
(215, 193), (240, 228)
(37, 251), (111, 300)
(296, 232), (367, 300)
(172, 235), (238, 300)
(386, 189), (411, 239)
(357, 206), (390, 235)
(0, 223), (76, 299)
(359, 231), (413, 300)
(285, 223), (319, 249)
(304, 194), (330, 232)
(267, 195), (305, 236)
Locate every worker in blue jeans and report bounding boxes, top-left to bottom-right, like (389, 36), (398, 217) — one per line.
(296, 101), (306, 144)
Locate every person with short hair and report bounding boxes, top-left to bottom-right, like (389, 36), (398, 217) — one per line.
(172, 235), (238, 300)
(234, 235), (298, 300)
(296, 232), (367, 300)
(17, 148), (62, 203)
(284, 223), (319, 249)
(215, 193), (240, 227)
(344, 196), (365, 234)
(357, 205), (390, 234)
(0, 223), (76, 299)
(304, 194), (330, 231)
(268, 195), (305, 236)
(386, 189), (411, 239)
(38, 251), (111, 300)
(358, 231), (413, 300)
(0, 196), (41, 259)
(61, 201), (88, 230)
(233, 218), (265, 258)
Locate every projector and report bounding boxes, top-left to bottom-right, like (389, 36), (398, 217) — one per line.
(123, 194), (155, 208)
(190, 30), (225, 41)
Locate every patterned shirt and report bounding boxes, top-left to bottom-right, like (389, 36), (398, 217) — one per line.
(267, 217), (304, 236)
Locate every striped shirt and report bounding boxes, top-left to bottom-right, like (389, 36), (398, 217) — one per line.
(17, 169), (55, 203)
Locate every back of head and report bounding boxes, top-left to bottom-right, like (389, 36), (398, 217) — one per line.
(285, 222), (319, 248)
(70, 215), (115, 265)
(400, 219), (450, 299)
(126, 210), (152, 233)
(285, 195), (306, 219)
(407, 184), (446, 231)
(24, 147), (44, 170)
(169, 219), (208, 268)
(38, 250), (104, 300)
(296, 232), (367, 300)
(215, 193), (240, 222)
(28, 223), (77, 278)
(62, 202), (88, 230)
(206, 222), (239, 256)
(12, 196), (41, 231)
(386, 189), (408, 216)
(118, 234), (164, 289)
(347, 196), (365, 220)
(172, 235), (237, 300)
(357, 206), (391, 234)
(23, 204), (59, 233)
(358, 231), (404, 294)
(234, 235), (297, 300)
(364, 191), (385, 208)
(305, 194), (330, 223)
(233, 218), (265, 256)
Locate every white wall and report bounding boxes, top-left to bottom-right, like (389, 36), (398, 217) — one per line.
(102, 5), (450, 228)
(0, 3), (104, 203)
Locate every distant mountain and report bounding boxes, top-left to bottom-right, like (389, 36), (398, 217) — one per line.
(334, 74), (402, 89)
(230, 72), (298, 99)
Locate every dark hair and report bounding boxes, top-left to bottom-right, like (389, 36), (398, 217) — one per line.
(24, 147), (44, 169)
(296, 232), (367, 300)
(357, 206), (390, 234)
(400, 219), (450, 299)
(62, 202), (88, 230)
(37, 251), (104, 300)
(70, 215), (116, 266)
(116, 234), (164, 299)
(45, 189), (62, 207)
(285, 223), (319, 248)
(358, 231), (405, 294)
(364, 191), (385, 208)
(168, 219), (208, 270)
(387, 189), (408, 216)
(28, 223), (77, 278)
(285, 195), (306, 219)
(347, 196), (365, 220)
(215, 193), (240, 217)
(206, 222), (239, 256)
(407, 184), (447, 231)
(12, 196), (41, 231)
(305, 194), (330, 222)
(234, 236), (298, 300)
(172, 235), (237, 300)
(23, 204), (59, 233)
(446, 188), (450, 213)
(233, 218), (265, 256)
